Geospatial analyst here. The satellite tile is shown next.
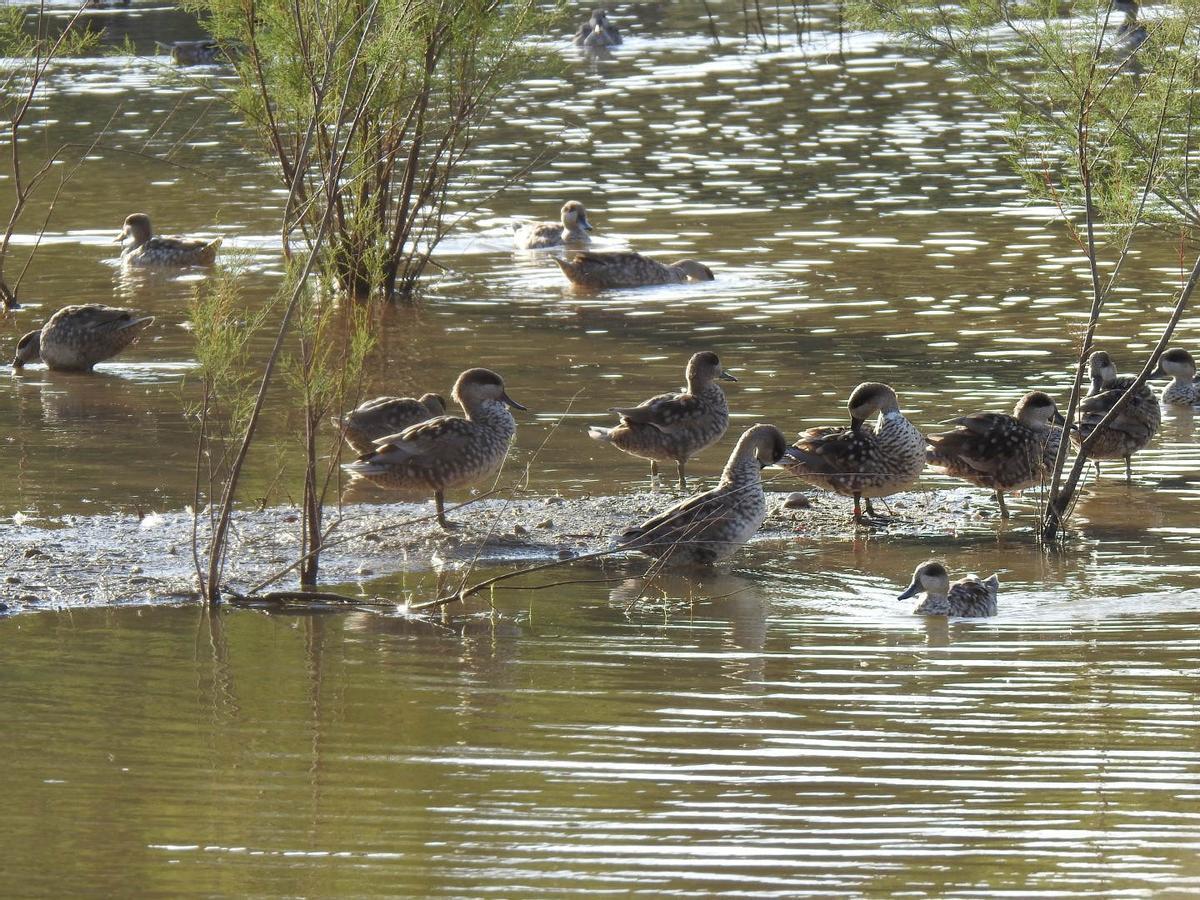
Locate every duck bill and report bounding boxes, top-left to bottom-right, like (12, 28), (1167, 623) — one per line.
(502, 391), (527, 411)
(113, 228), (129, 244)
(719, 370), (738, 382)
(897, 582), (921, 601)
(850, 416), (865, 433)
(1149, 365), (1167, 379)
(581, 218), (593, 232)
(120, 315), (155, 331)
(1052, 409), (1066, 426)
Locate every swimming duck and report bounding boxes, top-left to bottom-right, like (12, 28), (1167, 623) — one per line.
(615, 424), (788, 567)
(1110, 0), (1147, 56)
(1152, 348), (1200, 406)
(343, 368), (524, 529)
(555, 251), (714, 289)
(926, 391), (1065, 518)
(1072, 350), (1160, 481)
(116, 213), (221, 267)
(781, 382), (925, 525)
(588, 351), (736, 490)
(11, 304), (153, 372)
(898, 560), (999, 617)
(334, 393), (447, 455)
(512, 201), (592, 249)
(164, 41), (222, 65)
(573, 9), (621, 46)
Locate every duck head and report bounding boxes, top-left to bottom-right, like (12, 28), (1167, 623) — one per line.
(743, 423), (789, 469)
(686, 351), (737, 389)
(898, 560), (950, 601)
(672, 260), (716, 282)
(420, 392), (448, 416)
(560, 201), (592, 232)
(1013, 390), (1065, 429)
(1087, 350), (1117, 391)
(453, 368), (526, 411)
(12, 330), (40, 368)
(117, 213), (154, 247)
(847, 382), (900, 432)
(1151, 348), (1196, 380)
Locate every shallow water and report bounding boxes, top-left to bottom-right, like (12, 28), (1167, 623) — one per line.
(2, 1), (1200, 892)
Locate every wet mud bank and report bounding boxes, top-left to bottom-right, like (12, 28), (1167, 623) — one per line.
(0, 486), (1006, 612)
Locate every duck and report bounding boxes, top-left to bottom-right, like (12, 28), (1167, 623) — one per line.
(1152, 347), (1200, 406)
(781, 382), (925, 524)
(1110, 0), (1147, 56)
(555, 251), (714, 289)
(588, 351), (737, 490)
(1071, 350), (1160, 481)
(926, 390), (1065, 518)
(116, 213), (221, 267)
(11, 304), (153, 372)
(573, 9), (621, 47)
(343, 368), (524, 529)
(163, 40), (223, 65)
(898, 560), (999, 617)
(334, 393), (447, 455)
(615, 424), (788, 567)
(512, 201), (592, 249)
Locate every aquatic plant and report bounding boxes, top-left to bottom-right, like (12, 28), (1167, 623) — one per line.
(852, 0), (1200, 540)
(0, 6), (100, 310)
(183, 0), (542, 302)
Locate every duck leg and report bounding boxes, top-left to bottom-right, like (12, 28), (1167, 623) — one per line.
(1124, 456), (1133, 483)
(435, 491), (459, 530)
(676, 460), (687, 492)
(996, 491), (1010, 519)
(650, 460), (659, 480)
(852, 492), (864, 524)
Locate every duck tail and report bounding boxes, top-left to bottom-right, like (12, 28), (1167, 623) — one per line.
(587, 425), (615, 443)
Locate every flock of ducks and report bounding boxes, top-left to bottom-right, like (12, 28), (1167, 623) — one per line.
(7, 5), (1181, 618)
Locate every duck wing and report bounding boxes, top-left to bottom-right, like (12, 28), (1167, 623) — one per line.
(556, 251), (674, 288)
(357, 416), (472, 465)
(610, 390), (708, 435)
(1079, 384), (1158, 440)
(618, 485), (730, 552)
(785, 424), (875, 475)
(927, 413), (1029, 476)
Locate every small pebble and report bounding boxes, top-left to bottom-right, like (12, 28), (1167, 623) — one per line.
(544, 496), (566, 506)
(130, 566), (143, 575)
(4, 575), (19, 585)
(536, 519), (553, 529)
(512, 523), (528, 536)
(557, 549), (576, 560)
(783, 492), (811, 510)
(357, 566), (374, 576)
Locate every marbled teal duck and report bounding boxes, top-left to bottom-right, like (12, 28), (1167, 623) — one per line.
(926, 391), (1065, 518)
(334, 393), (447, 455)
(782, 382), (925, 524)
(1072, 350), (1160, 481)
(165, 40), (222, 65)
(1152, 348), (1200, 406)
(1111, 0), (1147, 55)
(615, 424), (788, 567)
(898, 560), (999, 617)
(117, 213), (221, 267)
(12, 304), (153, 372)
(513, 201), (592, 249)
(343, 368), (524, 529)
(573, 9), (621, 46)
(588, 351), (736, 490)
(555, 251), (713, 289)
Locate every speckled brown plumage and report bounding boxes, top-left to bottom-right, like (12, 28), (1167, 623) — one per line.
(335, 393), (447, 455)
(513, 201), (592, 249)
(588, 351), (736, 489)
(12, 304), (154, 372)
(616, 424), (788, 566)
(1071, 351), (1159, 479)
(926, 390), (1064, 518)
(555, 251), (714, 289)
(118, 213), (220, 267)
(899, 561), (999, 617)
(343, 369), (524, 528)
(167, 41), (222, 65)
(782, 382), (925, 522)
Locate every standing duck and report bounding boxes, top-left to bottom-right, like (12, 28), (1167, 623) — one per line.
(615, 424), (788, 567)
(573, 9), (621, 46)
(1152, 348), (1200, 406)
(116, 213), (221, 267)
(588, 351), (736, 490)
(898, 561), (999, 617)
(1072, 350), (1160, 481)
(334, 393), (447, 455)
(343, 368), (524, 529)
(926, 391), (1065, 518)
(512, 201), (593, 249)
(11, 304), (153, 372)
(555, 251), (713, 289)
(782, 382), (925, 525)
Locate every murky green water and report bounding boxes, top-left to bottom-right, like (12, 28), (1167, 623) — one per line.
(3, 1), (1200, 893)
